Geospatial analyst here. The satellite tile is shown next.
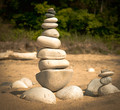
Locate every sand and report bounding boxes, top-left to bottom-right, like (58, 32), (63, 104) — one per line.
(0, 54), (120, 110)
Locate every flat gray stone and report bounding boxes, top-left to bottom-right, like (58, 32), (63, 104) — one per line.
(45, 13), (55, 18)
(42, 29), (59, 38)
(85, 79), (102, 96)
(100, 77), (112, 85)
(36, 69), (73, 92)
(44, 17), (58, 23)
(98, 71), (114, 77)
(48, 8), (54, 11)
(39, 59), (69, 71)
(37, 48), (66, 60)
(48, 10), (56, 14)
(56, 86), (83, 100)
(37, 36), (61, 49)
(98, 83), (120, 96)
(42, 23), (58, 29)
(20, 87), (56, 104)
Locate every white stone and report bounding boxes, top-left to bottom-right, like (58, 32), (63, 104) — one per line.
(37, 36), (61, 49)
(20, 77), (33, 88)
(98, 83), (120, 96)
(36, 69), (73, 91)
(85, 79), (102, 96)
(87, 68), (95, 72)
(12, 80), (28, 89)
(44, 17), (58, 23)
(100, 77), (112, 85)
(41, 23), (58, 29)
(56, 86), (83, 100)
(37, 48), (66, 60)
(39, 59), (69, 71)
(20, 87), (56, 104)
(42, 29), (59, 38)
(98, 71), (114, 77)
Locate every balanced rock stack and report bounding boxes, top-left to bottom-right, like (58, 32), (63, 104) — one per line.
(36, 8), (73, 92)
(98, 69), (120, 95)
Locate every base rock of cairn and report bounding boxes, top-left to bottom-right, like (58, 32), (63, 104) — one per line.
(36, 8), (73, 92)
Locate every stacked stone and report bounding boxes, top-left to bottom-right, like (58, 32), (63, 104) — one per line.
(98, 69), (120, 95)
(36, 8), (73, 92)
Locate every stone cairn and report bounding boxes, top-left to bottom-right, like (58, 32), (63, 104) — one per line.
(36, 8), (73, 92)
(98, 69), (120, 95)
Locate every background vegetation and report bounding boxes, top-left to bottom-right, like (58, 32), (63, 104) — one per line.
(0, 0), (120, 54)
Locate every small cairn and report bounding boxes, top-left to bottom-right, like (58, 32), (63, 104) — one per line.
(98, 69), (120, 96)
(36, 8), (73, 92)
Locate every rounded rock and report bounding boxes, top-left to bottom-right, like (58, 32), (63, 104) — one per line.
(41, 23), (58, 29)
(20, 77), (33, 88)
(45, 13), (55, 18)
(36, 69), (73, 91)
(12, 80), (28, 89)
(37, 48), (66, 60)
(42, 29), (59, 38)
(20, 87), (56, 104)
(98, 83), (120, 96)
(39, 59), (69, 71)
(98, 71), (114, 77)
(48, 10), (56, 14)
(85, 78), (102, 96)
(44, 17), (58, 23)
(100, 77), (112, 85)
(37, 36), (61, 49)
(56, 86), (83, 100)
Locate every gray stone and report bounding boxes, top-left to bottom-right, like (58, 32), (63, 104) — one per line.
(37, 48), (66, 60)
(48, 8), (54, 11)
(37, 36), (61, 49)
(100, 77), (112, 85)
(45, 13), (55, 18)
(42, 29), (59, 38)
(56, 86), (83, 100)
(98, 71), (114, 77)
(20, 87), (56, 104)
(41, 23), (58, 29)
(39, 59), (69, 71)
(44, 17), (58, 23)
(85, 79), (102, 96)
(36, 69), (73, 91)
(48, 10), (56, 14)
(98, 83), (120, 96)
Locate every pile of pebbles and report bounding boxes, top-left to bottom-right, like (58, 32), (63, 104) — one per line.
(98, 69), (120, 95)
(85, 69), (120, 96)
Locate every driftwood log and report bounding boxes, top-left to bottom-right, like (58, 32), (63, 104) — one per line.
(0, 50), (37, 60)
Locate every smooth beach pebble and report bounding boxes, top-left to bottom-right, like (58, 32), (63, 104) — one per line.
(98, 83), (120, 96)
(45, 13), (55, 18)
(41, 23), (58, 29)
(20, 77), (33, 88)
(85, 78), (102, 96)
(12, 80), (28, 89)
(36, 69), (73, 91)
(44, 17), (58, 23)
(37, 36), (61, 49)
(100, 77), (112, 85)
(37, 48), (66, 60)
(39, 59), (69, 71)
(42, 29), (59, 38)
(56, 86), (83, 100)
(20, 87), (56, 104)
(98, 71), (114, 77)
